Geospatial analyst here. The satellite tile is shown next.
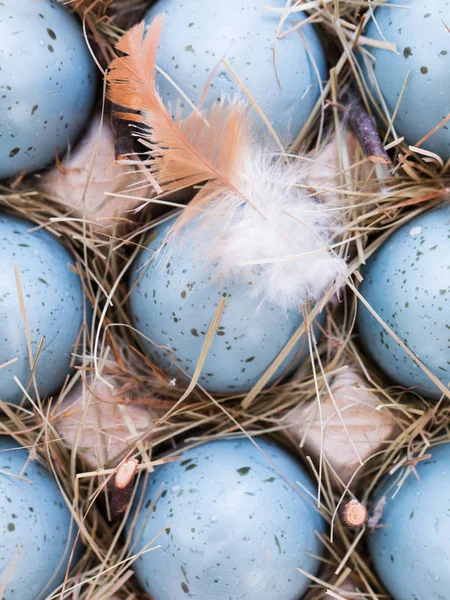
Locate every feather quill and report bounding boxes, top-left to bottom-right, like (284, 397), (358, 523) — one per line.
(107, 16), (345, 310)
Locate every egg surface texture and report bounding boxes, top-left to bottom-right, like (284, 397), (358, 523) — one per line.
(356, 204), (450, 399)
(144, 0), (326, 146)
(368, 443), (450, 600)
(126, 437), (325, 600)
(0, 213), (86, 406)
(0, 436), (81, 599)
(0, 0), (97, 179)
(129, 217), (322, 394)
(361, 0), (450, 160)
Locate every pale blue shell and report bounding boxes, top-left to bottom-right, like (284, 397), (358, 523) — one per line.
(356, 204), (450, 399)
(361, 0), (450, 160)
(0, 436), (81, 599)
(127, 437), (325, 600)
(0, 0), (97, 179)
(129, 217), (324, 394)
(368, 443), (450, 600)
(0, 214), (86, 406)
(144, 0), (327, 146)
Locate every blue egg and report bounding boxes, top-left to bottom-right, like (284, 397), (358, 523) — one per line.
(0, 436), (81, 599)
(368, 443), (450, 600)
(360, 0), (450, 160)
(144, 0), (326, 146)
(0, 0), (97, 179)
(129, 217), (323, 394)
(356, 204), (450, 399)
(127, 437), (325, 600)
(0, 213), (87, 406)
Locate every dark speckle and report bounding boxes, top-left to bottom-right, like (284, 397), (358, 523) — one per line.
(181, 564), (189, 582)
(237, 467), (251, 476)
(403, 46), (412, 58)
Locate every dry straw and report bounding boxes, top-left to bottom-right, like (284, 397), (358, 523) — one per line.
(0, 0), (449, 598)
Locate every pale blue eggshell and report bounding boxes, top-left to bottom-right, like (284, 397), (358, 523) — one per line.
(0, 213), (86, 406)
(361, 0), (450, 159)
(0, 436), (81, 599)
(368, 443), (450, 600)
(0, 0), (97, 179)
(129, 217), (324, 394)
(127, 437), (325, 600)
(144, 0), (327, 146)
(356, 204), (450, 399)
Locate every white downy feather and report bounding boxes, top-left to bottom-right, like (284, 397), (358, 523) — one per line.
(163, 138), (345, 310)
(221, 143), (344, 308)
(163, 135), (346, 312)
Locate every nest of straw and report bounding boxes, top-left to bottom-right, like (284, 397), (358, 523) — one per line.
(1, 0), (449, 598)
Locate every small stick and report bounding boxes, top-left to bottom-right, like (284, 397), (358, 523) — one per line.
(340, 86), (391, 164)
(111, 105), (138, 162)
(339, 498), (368, 528)
(110, 458), (139, 520)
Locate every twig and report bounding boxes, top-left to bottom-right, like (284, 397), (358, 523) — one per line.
(110, 458), (139, 520)
(339, 498), (368, 528)
(340, 86), (391, 164)
(111, 106), (138, 162)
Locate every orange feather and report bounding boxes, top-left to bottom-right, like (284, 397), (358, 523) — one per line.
(106, 15), (255, 222)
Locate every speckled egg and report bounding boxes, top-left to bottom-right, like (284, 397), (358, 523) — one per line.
(126, 437), (325, 600)
(129, 217), (323, 394)
(356, 203), (450, 399)
(144, 0), (327, 146)
(360, 0), (450, 160)
(0, 213), (86, 406)
(368, 443), (450, 600)
(0, 0), (97, 179)
(0, 435), (81, 599)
